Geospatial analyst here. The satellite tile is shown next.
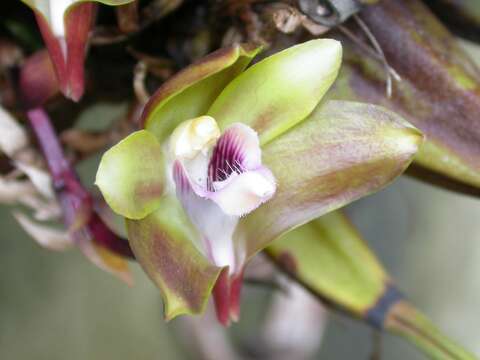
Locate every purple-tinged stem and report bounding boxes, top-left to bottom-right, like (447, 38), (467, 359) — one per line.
(27, 108), (71, 184)
(26, 107), (135, 259)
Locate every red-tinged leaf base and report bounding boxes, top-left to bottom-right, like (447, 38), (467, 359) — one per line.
(212, 268), (244, 326)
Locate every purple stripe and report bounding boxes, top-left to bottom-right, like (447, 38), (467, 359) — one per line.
(209, 128), (246, 186)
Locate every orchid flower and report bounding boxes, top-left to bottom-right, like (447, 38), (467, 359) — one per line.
(20, 0), (134, 101)
(95, 40), (423, 325)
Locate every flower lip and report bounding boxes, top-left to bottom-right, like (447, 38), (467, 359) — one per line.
(170, 119), (277, 217)
(208, 123), (262, 184)
(210, 167), (276, 217)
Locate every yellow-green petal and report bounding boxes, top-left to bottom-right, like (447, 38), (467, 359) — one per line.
(208, 39), (342, 145)
(95, 130), (165, 220)
(142, 43), (262, 142)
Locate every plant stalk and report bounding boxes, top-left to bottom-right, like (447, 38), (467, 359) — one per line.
(26, 107), (135, 259)
(385, 301), (477, 360)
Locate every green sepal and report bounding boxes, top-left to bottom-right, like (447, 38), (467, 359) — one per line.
(237, 100), (422, 258)
(209, 39), (342, 145)
(126, 195), (222, 320)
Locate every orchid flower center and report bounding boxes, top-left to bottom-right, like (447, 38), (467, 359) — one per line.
(168, 116), (276, 270)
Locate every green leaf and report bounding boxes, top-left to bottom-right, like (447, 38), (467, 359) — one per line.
(208, 39), (342, 145)
(126, 195), (222, 320)
(266, 211), (388, 314)
(237, 100), (422, 257)
(142, 43), (262, 142)
(328, 0), (480, 192)
(266, 211), (476, 360)
(95, 130), (165, 220)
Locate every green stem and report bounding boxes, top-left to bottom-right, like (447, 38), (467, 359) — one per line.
(385, 302), (477, 360)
